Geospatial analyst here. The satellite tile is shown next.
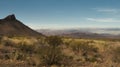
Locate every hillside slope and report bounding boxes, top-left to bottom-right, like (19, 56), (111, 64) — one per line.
(0, 14), (42, 37)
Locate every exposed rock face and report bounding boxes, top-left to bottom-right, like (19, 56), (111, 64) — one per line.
(4, 14), (16, 20)
(0, 14), (43, 37)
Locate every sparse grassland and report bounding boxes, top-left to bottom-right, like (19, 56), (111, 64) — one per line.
(0, 36), (120, 67)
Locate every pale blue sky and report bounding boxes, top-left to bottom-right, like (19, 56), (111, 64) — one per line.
(0, 0), (120, 29)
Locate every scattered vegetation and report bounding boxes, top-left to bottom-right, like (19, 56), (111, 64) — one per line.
(0, 36), (120, 67)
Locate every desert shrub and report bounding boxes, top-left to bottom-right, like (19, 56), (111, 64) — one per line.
(0, 54), (11, 60)
(4, 54), (10, 60)
(11, 50), (26, 60)
(3, 39), (15, 47)
(17, 43), (35, 54)
(71, 41), (98, 53)
(46, 36), (63, 47)
(38, 46), (64, 65)
(70, 41), (101, 62)
(37, 37), (46, 45)
(38, 36), (64, 65)
(64, 41), (71, 48)
(0, 36), (2, 43)
(0, 49), (26, 60)
(112, 46), (120, 62)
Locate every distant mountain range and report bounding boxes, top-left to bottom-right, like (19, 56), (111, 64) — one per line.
(37, 28), (120, 39)
(0, 14), (42, 37)
(1, 14), (119, 39)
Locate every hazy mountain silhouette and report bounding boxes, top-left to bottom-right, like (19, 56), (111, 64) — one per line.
(0, 14), (42, 37)
(37, 29), (120, 39)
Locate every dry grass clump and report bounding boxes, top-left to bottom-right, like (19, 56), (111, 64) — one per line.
(112, 46), (120, 62)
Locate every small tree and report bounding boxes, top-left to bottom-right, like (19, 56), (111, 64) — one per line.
(46, 36), (63, 47)
(39, 36), (63, 65)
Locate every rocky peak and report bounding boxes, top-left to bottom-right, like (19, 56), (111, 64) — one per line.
(0, 14), (42, 37)
(4, 14), (16, 20)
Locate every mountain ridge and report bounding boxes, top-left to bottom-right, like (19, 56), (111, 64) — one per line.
(37, 28), (120, 39)
(0, 14), (43, 37)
